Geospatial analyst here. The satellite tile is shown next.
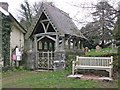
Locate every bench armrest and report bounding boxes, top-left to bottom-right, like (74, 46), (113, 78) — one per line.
(109, 62), (113, 65)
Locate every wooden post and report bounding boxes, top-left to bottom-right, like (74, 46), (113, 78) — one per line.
(80, 41), (83, 49)
(68, 39), (70, 49)
(47, 51), (49, 69)
(76, 40), (79, 49)
(79, 41), (81, 49)
(52, 42), (54, 51)
(47, 42), (49, 50)
(73, 39), (75, 49)
(109, 56), (113, 77)
(78, 40), (81, 49)
(61, 36), (65, 50)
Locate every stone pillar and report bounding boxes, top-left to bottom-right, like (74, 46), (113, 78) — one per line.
(55, 35), (59, 51)
(54, 51), (66, 71)
(27, 50), (35, 70)
(61, 36), (65, 50)
(34, 35), (38, 69)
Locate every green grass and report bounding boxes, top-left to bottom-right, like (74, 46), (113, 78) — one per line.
(2, 70), (118, 88)
(85, 47), (117, 56)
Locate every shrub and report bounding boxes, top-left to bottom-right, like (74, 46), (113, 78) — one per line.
(65, 54), (76, 71)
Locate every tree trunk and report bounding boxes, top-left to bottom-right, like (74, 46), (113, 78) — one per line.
(101, 40), (105, 48)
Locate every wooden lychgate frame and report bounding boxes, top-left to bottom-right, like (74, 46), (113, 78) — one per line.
(26, 3), (87, 70)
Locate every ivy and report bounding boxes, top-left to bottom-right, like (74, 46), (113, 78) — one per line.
(2, 15), (11, 66)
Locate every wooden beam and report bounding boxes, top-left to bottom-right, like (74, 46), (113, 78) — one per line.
(37, 35), (56, 42)
(40, 19), (49, 22)
(46, 36), (56, 41)
(40, 20), (50, 32)
(37, 36), (45, 42)
(43, 10), (57, 32)
(35, 32), (58, 37)
(46, 22), (50, 31)
(41, 22), (46, 33)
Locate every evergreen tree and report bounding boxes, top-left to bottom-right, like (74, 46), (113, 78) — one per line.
(92, 1), (116, 47)
(113, 4), (120, 46)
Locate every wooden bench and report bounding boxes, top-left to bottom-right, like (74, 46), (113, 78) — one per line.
(72, 56), (113, 77)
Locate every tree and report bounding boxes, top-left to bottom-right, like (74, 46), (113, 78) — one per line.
(32, 2), (42, 16)
(80, 1), (117, 48)
(19, 0), (54, 31)
(81, 22), (100, 48)
(92, 1), (116, 47)
(113, 4), (120, 46)
(19, 0), (32, 30)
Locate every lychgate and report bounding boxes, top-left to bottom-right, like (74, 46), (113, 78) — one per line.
(25, 3), (87, 70)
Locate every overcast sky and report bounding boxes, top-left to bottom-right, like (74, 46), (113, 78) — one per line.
(0, 0), (119, 29)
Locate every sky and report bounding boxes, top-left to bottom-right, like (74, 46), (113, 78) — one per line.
(0, 0), (119, 29)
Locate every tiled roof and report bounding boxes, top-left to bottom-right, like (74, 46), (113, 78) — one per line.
(26, 3), (86, 39)
(0, 7), (26, 33)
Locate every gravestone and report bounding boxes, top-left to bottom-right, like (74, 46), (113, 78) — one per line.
(96, 45), (101, 52)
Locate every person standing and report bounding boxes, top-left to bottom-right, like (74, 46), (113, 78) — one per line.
(15, 46), (22, 67)
(12, 46), (17, 67)
(12, 46), (22, 67)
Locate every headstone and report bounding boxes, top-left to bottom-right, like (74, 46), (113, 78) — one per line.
(96, 45), (101, 52)
(85, 47), (89, 53)
(83, 47), (89, 54)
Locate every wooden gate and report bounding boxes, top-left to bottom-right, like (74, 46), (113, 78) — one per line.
(37, 51), (54, 70)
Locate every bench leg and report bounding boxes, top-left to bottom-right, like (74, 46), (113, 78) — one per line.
(72, 61), (75, 75)
(109, 69), (112, 78)
(72, 68), (74, 75)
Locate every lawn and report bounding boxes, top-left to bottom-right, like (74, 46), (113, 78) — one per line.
(2, 70), (118, 88)
(85, 47), (117, 56)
